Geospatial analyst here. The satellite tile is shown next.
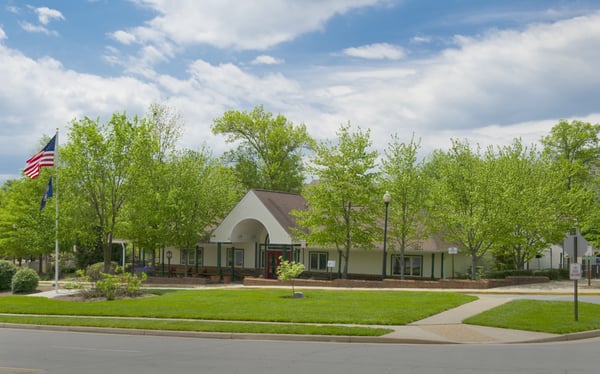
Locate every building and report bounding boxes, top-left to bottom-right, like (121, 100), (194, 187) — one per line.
(160, 189), (471, 281)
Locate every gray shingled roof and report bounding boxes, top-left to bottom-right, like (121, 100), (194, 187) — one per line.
(252, 189), (306, 235)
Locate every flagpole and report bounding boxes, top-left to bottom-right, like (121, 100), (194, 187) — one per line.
(54, 128), (59, 293)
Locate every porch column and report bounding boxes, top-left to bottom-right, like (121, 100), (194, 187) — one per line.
(441, 252), (445, 279)
(431, 253), (435, 280)
(217, 242), (222, 282)
(161, 248), (165, 276)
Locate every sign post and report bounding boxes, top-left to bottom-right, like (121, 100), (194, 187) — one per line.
(327, 260), (336, 280)
(572, 235), (579, 321)
(448, 247), (457, 279)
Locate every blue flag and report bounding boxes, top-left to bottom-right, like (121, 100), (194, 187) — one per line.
(40, 176), (53, 211)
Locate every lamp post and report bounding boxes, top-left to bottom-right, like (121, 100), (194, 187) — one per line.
(166, 250), (172, 277)
(382, 191), (391, 279)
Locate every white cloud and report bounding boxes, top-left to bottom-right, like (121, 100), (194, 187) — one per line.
(34, 7), (65, 25)
(0, 26), (6, 40)
(411, 35), (431, 44)
(0, 44), (161, 180)
(6, 6), (19, 14)
(343, 43), (405, 60)
(285, 11), (600, 157)
(19, 21), (56, 36)
(126, 0), (381, 50)
(251, 55), (284, 65)
(3, 5), (600, 182)
(107, 0), (385, 78)
(110, 30), (137, 45)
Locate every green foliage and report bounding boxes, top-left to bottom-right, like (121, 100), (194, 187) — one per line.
(294, 124), (379, 278)
(541, 119), (600, 189)
(86, 262), (118, 283)
(491, 139), (569, 269)
(95, 273), (120, 300)
(380, 134), (430, 278)
(61, 112), (156, 272)
(427, 140), (507, 279)
(0, 260), (18, 291)
(164, 148), (242, 260)
(0, 175), (55, 261)
(78, 265), (147, 300)
(11, 268), (39, 294)
(541, 120), (600, 247)
(276, 256), (305, 295)
(212, 105), (314, 193)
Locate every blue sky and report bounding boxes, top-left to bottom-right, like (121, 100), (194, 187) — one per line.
(2, 0), (600, 183)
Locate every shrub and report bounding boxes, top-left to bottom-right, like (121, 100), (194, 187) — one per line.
(76, 266), (147, 300)
(11, 268), (40, 294)
(0, 260), (18, 291)
(85, 262), (118, 282)
(96, 273), (120, 300)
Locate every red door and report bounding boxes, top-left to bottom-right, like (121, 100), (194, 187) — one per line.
(266, 251), (282, 279)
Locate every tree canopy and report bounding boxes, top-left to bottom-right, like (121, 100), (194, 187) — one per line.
(380, 134), (429, 279)
(294, 124), (379, 278)
(212, 105), (313, 193)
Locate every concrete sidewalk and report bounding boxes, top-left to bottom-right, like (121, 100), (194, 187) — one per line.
(380, 296), (558, 344)
(17, 280), (600, 344)
(378, 280), (600, 344)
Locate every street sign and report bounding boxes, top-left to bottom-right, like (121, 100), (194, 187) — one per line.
(327, 260), (336, 268)
(570, 263), (582, 280)
(448, 247), (458, 254)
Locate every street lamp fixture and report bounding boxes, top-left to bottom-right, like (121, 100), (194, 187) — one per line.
(382, 191), (391, 279)
(166, 250), (172, 277)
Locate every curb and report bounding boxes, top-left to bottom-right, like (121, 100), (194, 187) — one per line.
(2, 322), (600, 345)
(0, 322), (454, 344)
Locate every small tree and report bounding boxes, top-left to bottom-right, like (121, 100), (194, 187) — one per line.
(276, 256), (305, 296)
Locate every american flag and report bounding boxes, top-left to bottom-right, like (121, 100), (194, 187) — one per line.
(24, 134), (56, 179)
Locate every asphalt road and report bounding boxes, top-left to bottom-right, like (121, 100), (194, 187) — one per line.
(1, 328), (600, 374)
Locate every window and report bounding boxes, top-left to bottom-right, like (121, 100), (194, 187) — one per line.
(180, 248), (203, 265)
(309, 252), (328, 271)
(391, 255), (422, 277)
(180, 250), (193, 265)
(195, 246), (203, 266)
(227, 248), (244, 267)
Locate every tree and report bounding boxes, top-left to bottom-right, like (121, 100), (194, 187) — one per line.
(541, 119), (600, 190)
(164, 148), (242, 276)
(294, 124), (379, 278)
(541, 120), (600, 249)
(491, 139), (569, 269)
(0, 176), (55, 267)
(123, 104), (182, 270)
(61, 112), (153, 272)
(427, 140), (506, 279)
(276, 256), (305, 296)
(212, 105), (313, 193)
(380, 134), (429, 279)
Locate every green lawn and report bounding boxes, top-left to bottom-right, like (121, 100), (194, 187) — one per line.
(0, 289), (476, 335)
(0, 314), (392, 336)
(464, 299), (600, 334)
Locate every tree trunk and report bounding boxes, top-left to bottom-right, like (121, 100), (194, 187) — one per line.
(104, 232), (112, 273)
